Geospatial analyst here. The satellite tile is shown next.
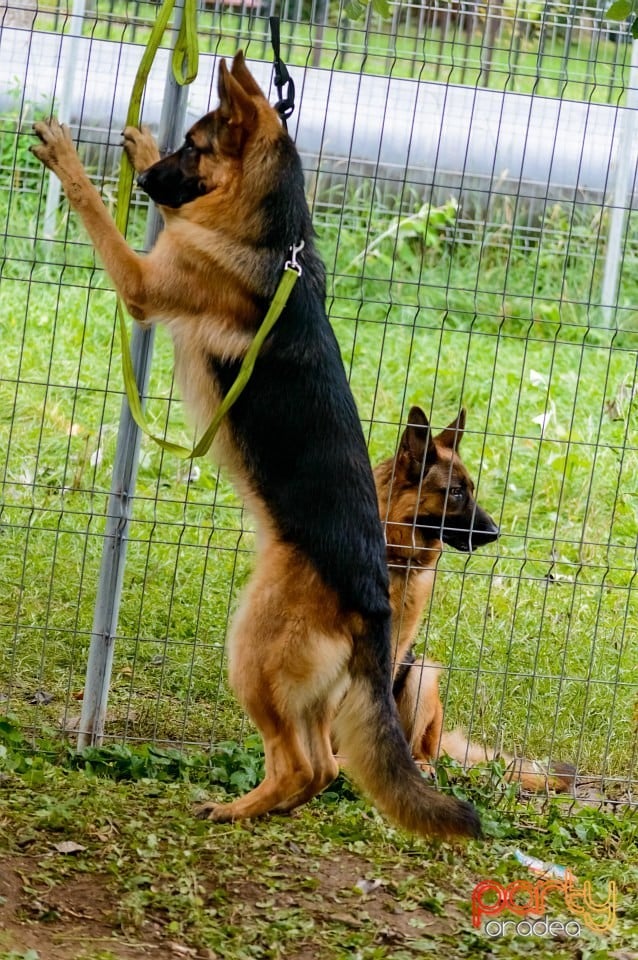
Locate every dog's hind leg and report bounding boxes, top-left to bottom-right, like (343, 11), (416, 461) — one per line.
(196, 651), (346, 822)
(271, 689), (345, 813)
(196, 549), (351, 822)
(196, 705), (315, 823)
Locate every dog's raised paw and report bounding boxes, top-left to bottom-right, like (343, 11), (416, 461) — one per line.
(122, 125), (160, 174)
(31, 118), (76, 169)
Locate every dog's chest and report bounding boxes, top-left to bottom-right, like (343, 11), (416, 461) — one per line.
(166, 314), (254, 423)
(162, 325), (230, 448)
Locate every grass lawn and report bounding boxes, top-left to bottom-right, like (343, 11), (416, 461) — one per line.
(0, 724), (637, 960)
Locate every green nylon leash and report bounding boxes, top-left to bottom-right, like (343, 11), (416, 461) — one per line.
(118, 263), (301, 459)
(113, 1), (299, 459)
(115, 0), (198, 237)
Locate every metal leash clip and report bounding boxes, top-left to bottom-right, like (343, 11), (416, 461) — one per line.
(270, 15), (296, 130)
(285, 239), (305, 276)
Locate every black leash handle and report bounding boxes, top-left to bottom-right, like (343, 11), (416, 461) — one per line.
(269, 16), (295, 129)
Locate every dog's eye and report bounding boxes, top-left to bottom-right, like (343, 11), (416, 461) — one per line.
(448, 486), (465, 500)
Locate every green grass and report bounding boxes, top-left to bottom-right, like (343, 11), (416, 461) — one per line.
(0, 726), (637, 959)
(1, 105), (637, 789)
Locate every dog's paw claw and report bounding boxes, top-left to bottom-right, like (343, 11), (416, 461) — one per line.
(31, 118), (76, 169)
(122, 125), (159, 173)
(33, 117), (70, 141)
(194, 801), (231, 822)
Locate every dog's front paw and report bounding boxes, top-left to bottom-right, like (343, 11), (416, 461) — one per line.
(31, 118), (79, 173)
(123, 125), (161, 174)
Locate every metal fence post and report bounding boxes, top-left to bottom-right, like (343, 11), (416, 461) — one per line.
(77, 16), (191, 749)
(43, 0), (86, 239)
(600, 39), (638, 328)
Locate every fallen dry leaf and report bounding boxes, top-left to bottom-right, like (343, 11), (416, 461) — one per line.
(53, 840), (87, 855)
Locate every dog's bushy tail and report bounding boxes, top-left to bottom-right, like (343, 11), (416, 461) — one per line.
(440, 729), (576, 793)
(332, 621), (481, 841)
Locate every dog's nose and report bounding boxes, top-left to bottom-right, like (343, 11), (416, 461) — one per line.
(469, 510), (500, 548)
(471, 523), (500, 548)
(137, 170), (149, 190)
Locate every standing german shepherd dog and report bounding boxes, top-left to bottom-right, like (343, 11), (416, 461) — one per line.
(32, 53), (480, 838)
(379, 407), (574, 792)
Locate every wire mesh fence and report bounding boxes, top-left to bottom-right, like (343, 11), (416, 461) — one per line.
(1, 0), (636, 806)
(6, 0), (636, 95)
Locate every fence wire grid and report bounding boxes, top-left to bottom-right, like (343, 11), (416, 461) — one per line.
(1, 0), (637, 807)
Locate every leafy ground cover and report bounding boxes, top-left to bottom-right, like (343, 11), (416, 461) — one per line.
(0, 721), (637, 960)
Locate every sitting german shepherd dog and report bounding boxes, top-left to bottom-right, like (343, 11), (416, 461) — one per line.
(32, 53), (480, 838)
(378, 406), (575, 792)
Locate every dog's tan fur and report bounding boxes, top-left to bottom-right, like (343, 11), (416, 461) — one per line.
(377, 407), (575, 793)
(32, 54), (482, 838)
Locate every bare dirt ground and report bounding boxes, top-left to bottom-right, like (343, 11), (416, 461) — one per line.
(1, 765), (634, 960)
(0, 847), (465, 960)
(1, 855), (176, 959)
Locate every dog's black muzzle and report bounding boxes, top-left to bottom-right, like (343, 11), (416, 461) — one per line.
(418, 504), (500, 553)
(137, 161), (205, 209)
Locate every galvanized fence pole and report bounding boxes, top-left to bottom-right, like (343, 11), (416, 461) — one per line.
(43, 0), (86, 238)
(600, 39), (638, 328)
(77, 17), (191, 749)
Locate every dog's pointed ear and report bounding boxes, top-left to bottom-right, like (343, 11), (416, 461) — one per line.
(437, 408), (466, 450)
(230, 50), (266, 99)
(217, 58), (258, 149)
(399, 406), (434, 472)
